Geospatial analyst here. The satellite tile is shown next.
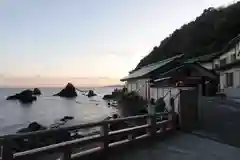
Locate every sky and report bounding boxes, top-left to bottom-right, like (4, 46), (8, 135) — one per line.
(0, 0), (237, 86)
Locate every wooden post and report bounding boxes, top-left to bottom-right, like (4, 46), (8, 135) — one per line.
(162, 120), (167, 133)
(147, 115), (156, 137)
(128, 134), (134, 141)
(2, 140), (13, 160)
(63, 146), (71, 160)
(169, 97), (175, 129)
(197, 84), (202, 128)
(100, 123), (109, 150)
(147, 79), (156, 137)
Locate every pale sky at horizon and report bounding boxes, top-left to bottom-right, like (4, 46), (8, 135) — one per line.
(0, 0), (237, 86)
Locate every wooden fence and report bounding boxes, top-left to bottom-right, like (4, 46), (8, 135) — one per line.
(0, 112), (176, 160)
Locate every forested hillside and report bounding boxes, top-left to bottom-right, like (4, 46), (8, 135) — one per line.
(136, 2), (240, 69)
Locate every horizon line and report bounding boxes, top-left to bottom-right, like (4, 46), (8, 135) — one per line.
(0, 76), (122, 79)
(0, 84), (124, 88)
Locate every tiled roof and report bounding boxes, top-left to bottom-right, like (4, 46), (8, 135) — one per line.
(120, 54), (183, 81)
(185, 52), (220, 63)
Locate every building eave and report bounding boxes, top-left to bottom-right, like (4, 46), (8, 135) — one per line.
(121, 54), (184, 82)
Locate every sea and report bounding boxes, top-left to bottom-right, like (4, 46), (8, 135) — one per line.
(0, 87), (121, 136)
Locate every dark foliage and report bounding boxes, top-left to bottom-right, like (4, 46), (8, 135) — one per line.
(119, 91), (148, 114)
(155, 98), (166, 113)
(136, 2), (240, 69)
(103, 87), (127, 100)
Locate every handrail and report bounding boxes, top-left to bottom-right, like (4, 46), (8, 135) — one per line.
(0, 112), (175, 160)
(14, 134), (102, 158)
(0, 114), (156, 140)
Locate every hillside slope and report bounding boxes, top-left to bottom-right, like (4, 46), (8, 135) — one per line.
(136, 2), (240, 69)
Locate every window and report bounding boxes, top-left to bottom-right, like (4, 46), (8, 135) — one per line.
(220, 58), (227, 66)
(225, 72), (233, 87)
(230, 54), (236, 62)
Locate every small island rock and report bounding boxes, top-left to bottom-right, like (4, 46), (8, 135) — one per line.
(17, 122), (46, 133)
(60, 116), (74, 122)
(33, 88), (41, 95)
(103, 94), (115, 100)
(54, 83), (77, 98)
(6, 89), (37, 104)
(87, 90), (97, 97)
(14, 122), (71, 153)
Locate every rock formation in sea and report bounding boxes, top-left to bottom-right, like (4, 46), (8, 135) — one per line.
(33, 88), (41, 95)
(53, 83), (77, 98)
(14, 121), (70, 152)
(14, 116), (77, 152)
(60, 116), (74, 122)
(103, 94), (115, 100)
(87, 90), (97, 97)
(17, 122), (46, 133)
(6, 89), (37, 104)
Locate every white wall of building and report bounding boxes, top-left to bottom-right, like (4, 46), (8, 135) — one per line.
(219, 48), (235, 63)
(125, 80), (180, 112)
(209, 41), (240, 71)
(214, 41), (240, 67)
(213, 58), (220, 68)
(150, 87), (180, 112)
(212, 41), (240, 95)
(201, 62), (213, 70)
(219, 72), (225, 90)
(125, 79), (149, 99)
(236, 42), (240, 59)
(219, 68), (240, 96)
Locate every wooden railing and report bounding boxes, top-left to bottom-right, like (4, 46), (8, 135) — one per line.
(0, 112), (176, 160)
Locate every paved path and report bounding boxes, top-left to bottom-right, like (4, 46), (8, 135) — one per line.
(107, 132), (240, 160)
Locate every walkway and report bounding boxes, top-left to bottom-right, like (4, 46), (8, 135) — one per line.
(106, 132), (240, 160)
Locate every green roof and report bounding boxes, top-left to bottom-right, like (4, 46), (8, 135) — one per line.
(184, 52), (219, 63)
(121, 54), (183, 81)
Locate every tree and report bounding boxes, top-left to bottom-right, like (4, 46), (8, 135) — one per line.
(135, 2), (240, 69)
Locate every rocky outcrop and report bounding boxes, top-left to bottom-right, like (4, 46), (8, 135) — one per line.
(103, 88), (127, 100)
(103, 94), (115, 100)
(60, 116), (74, 122)
(54, 83), (77, 98)
(6, 90), (37, 104)
(14, 122), (70, 153)
(33, 88), (41, 95)
(17, 122), (46, 133)
(87, 90), (97, 97)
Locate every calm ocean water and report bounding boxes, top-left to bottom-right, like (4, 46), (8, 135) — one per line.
(0, 87), (120, 136)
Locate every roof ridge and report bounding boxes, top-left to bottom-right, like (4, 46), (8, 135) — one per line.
(138, 54), (184, 69)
